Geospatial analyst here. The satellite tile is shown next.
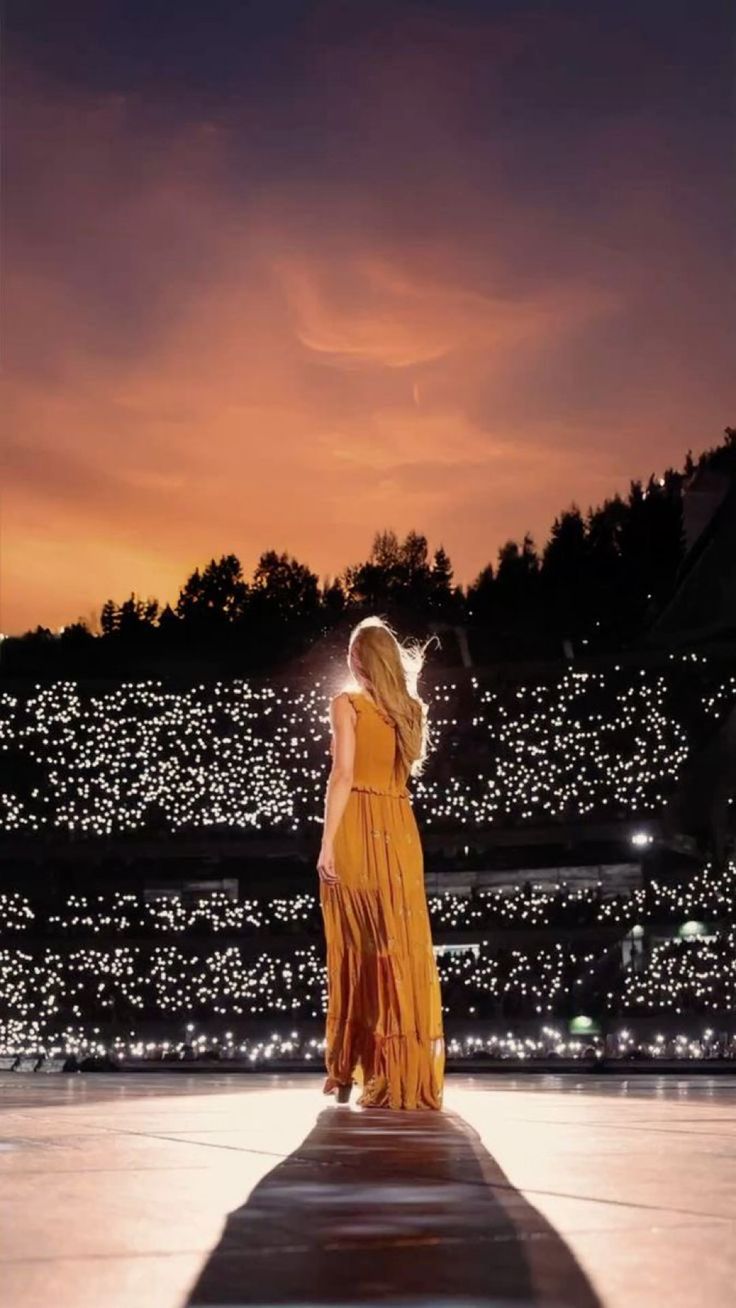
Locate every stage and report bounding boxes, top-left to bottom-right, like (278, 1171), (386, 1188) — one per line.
(1, 1073), (733, 1307)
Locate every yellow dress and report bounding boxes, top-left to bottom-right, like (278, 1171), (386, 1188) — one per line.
(320, 690), (445, 1110)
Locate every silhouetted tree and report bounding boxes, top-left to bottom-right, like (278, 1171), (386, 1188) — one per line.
(466, 564), (495, 626)
(176, 555), (248, 629)
(470, 534), (540, 657)
(400, 531), (433, 609)
(373, 529), (402, 571)
(100, 599), (118, 637)
(59, 621), (93, 645)
(586, 494), (629, 641)
(321, 577), (347, 621)
(117, 594), (159, 636)
(248, 551), (319, 625)
(426, 545), (457, 620)
(158, 603), (179, 635)
(344, 529), (436, 617)
(620, 473), (684, 625)
(691, 426), (736, 477)
(497, 534), (539, 606)
(541, 506), (590, 644)
(344, 531), (396, 610)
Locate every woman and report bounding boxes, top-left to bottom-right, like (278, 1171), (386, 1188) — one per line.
(317, 616), (445, 1110)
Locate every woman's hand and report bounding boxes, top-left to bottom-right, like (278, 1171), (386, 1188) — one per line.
(317, 840), (339, 885)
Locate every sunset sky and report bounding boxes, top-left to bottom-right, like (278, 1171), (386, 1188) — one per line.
(4, 0), (734, 635)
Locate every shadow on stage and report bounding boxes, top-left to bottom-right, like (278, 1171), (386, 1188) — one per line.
(185, 1102), (601, 1306)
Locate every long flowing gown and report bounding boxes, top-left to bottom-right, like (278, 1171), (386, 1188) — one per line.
(319, 690), (445, 1110)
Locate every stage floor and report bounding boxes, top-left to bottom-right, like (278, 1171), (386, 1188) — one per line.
(1, 1072), (734, 1307)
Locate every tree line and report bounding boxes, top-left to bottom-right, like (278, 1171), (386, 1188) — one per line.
(3, 430), (734, 679)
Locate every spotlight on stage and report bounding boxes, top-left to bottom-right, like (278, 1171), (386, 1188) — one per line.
(631, 830), (653, 847)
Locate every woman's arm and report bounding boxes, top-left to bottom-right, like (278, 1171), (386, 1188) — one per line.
(317, 693), (356, 884)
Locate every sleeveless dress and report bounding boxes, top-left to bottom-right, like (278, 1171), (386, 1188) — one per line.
(319, 690), (445, 1110)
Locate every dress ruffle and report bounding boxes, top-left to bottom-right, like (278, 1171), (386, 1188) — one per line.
(350, 783), (410, 798)
(323, 1017), (444, 1110)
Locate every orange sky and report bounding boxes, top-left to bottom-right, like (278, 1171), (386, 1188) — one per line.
(3, 3), (734, 635)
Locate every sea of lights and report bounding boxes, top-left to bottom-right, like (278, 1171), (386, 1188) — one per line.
(40, 891), (322, 937)
(1, 660), (733, 835)
(1, 923), (735, 1055)
(619, 933), (736, 1014)
(3, 1025), (735, 1065)
(2, 860), (732, 939)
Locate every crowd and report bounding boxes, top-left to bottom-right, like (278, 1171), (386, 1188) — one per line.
(1, 923), (734, 1054)
(1, 858), (733, 939)
(4, 1024), (736, 1072)
(432, 862), (735, 929)
(1, 856), (734, 1058)
(0, 654), (734, 1061)
(0, 890), (323, 938)
(619, 932), (736, 1014)
(1, 655), (733, 837)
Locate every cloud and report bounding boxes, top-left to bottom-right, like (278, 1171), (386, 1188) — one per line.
(277, 256), (617, 371)
(2, 11), (733, 633)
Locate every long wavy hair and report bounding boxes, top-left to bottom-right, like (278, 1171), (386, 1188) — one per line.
(346, 617), (436, 777)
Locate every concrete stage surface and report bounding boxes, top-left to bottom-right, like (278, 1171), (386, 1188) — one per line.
(1, 1074), (733, 1308)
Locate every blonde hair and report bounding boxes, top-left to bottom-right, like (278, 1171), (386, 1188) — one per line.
(346, 617), (435, 777)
